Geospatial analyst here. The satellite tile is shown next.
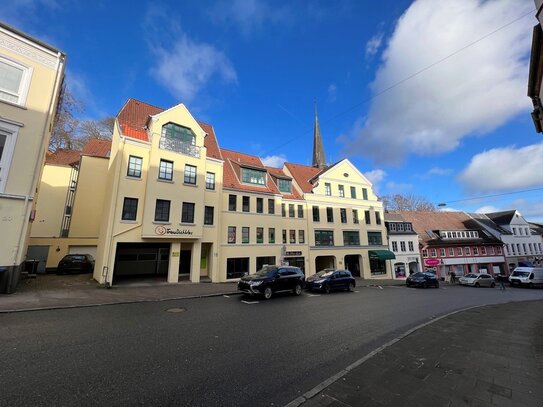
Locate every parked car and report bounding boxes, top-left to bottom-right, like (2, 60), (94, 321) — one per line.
(237, 265), (305, 300)
(458, 273), (495, 288)
(306, 269), (356, 293)
(509, 267), (543, 287)
(406, 272), (439, 288)
(57, 254), (95, 274)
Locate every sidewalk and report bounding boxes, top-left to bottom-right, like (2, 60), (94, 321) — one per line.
(291, 300), (543, 407)
(0, 274), (405, 312)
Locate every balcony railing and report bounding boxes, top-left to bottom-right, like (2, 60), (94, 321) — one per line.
(159, 136), (200, 158)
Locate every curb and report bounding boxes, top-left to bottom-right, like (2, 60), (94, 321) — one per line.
(0, 291), (242, 314)
(284, 303), (487, 407)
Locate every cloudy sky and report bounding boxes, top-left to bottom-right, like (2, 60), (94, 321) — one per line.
(3, 0), (542, 220)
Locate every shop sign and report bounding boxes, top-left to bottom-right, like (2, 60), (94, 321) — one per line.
(155, 226), (193, 236)
(172, 252), (180, 257)
(425, 258), (440, 266)
(285, 251), (302, 256)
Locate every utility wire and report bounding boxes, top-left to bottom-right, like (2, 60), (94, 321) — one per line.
(263, 8), (536, 157)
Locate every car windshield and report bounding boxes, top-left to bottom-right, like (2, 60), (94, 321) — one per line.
(255, 266), (278, 276)
(411, 272), (424, 278)
(64, 255), (85, 261)
(512, 271), (531, 277)
(464, 274), (478, 278)
(316, 270), (335, 277)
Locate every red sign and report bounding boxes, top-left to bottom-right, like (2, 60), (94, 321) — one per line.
(425, 258), (440, 266)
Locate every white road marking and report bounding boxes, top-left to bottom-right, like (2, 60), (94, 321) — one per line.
(241, 300), (259, 304)
(223, 295), (230, 298)
(306, 294), (321, 297)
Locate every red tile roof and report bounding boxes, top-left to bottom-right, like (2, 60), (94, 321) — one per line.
(117, 98), (164, 142)
(45, 149), (81, 166)
(221, 149), (280, 194)
(198, 121), (222, 160)
(82, 139), (111, 157)
(284, 162), (321, 193)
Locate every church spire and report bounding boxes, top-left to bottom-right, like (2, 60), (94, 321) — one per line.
(312, 100), (327, 169)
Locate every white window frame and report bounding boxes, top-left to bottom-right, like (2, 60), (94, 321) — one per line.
(0, 120), (21, 192)
(0, 55), (32, 106)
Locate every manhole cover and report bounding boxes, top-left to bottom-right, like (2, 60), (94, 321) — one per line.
(166, 307), (186, 313)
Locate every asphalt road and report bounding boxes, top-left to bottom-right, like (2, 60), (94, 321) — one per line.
(2, 285), (543, 407)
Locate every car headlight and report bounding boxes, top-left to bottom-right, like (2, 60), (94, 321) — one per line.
(250, 281), (263, 286)
(313, 279), (326, 284)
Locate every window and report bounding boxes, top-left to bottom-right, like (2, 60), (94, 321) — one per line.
(242, 196), (250, 212)
(278, 178), (291, 193)
(496, 246), (502, 255)
(184, 164), (197, 184)
(127, 156), (142, 178)
(159, 159), (173, 180)
(340, 208), (347, 223)
(226, 257), (249, 279)
(181, 202), (195, 223)
(0, 58), (30, 105)
(325, 183), (331, 196)
(338, 185), (345, 197)
(242, 227), (250, 244)
(489, 246), (495, 255)
(228, 195), (237, 211)
(350, 186), (356, 199)
(289, 230), (296, 244)
(343, 231), (360, 246)
(473, 247), (479, 255)
(298, 230), (305, 244)
(440, 248), (446, 257)
(268, 199), (275, 214)
(122, 198), (138, 221)
(375, 212), (381, 225)
(512, 227), (516, 235)
(401, 242), (407, 252)
(269, 228), (275, 244)
(390, 223), (397, 231)
(282, 203), (286, 217)
(405, 223), (412, 231)
(315, 230), (334, 246)
(228, 226), (236, 244)
(242, 168), (266, 185)
(422, 249), (428, 258)
(392, 241), (398, 251)
(398, 223), (404, 231)
(312, 206), (320, 222)
(430, 248), (437, 257)
(282, 229), (287, 244)
(297, 205), (303, 218)
(362, 188), (368, 200)
(353, 209), (359, 224)
(204, 206), (214, 225)
(481, 247), (487, 255)
(449, 248), (455, 256)
(162, 122), (196, 145)
(154, 199), (170, 222)
(457, 247), (463, 256)
(289, 204), (295, 218)
(257, 227), (264, 244)
(257, 198), (263, 214)
(326, 207), (334, 222)
(365, 210), (371, 225)
(205, 172), (215, 190)
(408, 241), (414, 251)
(367, 232), (382, 246)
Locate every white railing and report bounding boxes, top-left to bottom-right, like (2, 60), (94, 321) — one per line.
(159, 136), (200, 158)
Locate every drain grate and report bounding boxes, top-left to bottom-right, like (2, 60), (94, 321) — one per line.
(166, 307), (186, 313)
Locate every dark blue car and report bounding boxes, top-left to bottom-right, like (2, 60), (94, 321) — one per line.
(406, 272), (439, 288)
(306, 269), (356, 293)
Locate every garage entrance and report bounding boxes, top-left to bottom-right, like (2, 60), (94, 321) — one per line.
(315, 256), (335, 274)
(113, 243), (170, 283)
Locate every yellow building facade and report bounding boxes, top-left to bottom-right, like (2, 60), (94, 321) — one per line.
(0, 22), (65, 291)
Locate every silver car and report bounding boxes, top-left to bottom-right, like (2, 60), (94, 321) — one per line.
(458, 273), (496, 288)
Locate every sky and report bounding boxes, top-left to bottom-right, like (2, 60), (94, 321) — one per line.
(3, 0), (543, 221)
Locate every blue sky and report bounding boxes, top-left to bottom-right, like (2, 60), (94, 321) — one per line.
(3, 0), (543, 221)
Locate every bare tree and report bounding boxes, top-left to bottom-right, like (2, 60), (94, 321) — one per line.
(79, 116), (115, 143)
(382, 193), (436, 212)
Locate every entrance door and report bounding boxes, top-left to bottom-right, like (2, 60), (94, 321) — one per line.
(285, 257), (304, 273)
(179, 250), (191, 275)
(26, 246), (49, 274)
(345, 255), (361, 277)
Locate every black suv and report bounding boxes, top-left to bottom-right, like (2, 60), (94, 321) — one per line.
(237, 266), (305, 300)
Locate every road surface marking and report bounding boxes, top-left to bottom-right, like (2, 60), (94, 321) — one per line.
(241, 300), (259, 304)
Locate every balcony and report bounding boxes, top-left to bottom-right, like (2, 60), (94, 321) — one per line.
(159, 136), (200, 158)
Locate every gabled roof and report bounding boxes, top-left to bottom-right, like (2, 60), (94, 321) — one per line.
(198, 121), (222, 160)
(221, 149), (280, 194)
(45, 149), (81, 166)
(468, 213), (511, 235)
(117, 98), (164, 142)
(266, 166), (303, 200)
(485, 210), (516, 225)
(82, 139), (111, 157)
(284, 162), (321, 193)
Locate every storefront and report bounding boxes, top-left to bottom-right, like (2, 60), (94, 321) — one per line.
(369, 250), (395, 276)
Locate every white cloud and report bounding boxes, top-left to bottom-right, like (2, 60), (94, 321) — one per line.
(151, 35), (237, 103)
(458, 142), (543, 193)
(510, 199), (543, 222)
(327, 84), (338, 102)
(342, 0), (531, 165)
(364, 169), (386, 186)
(427, 167), (453, 177)
(365, 31), (384, 58)
(261, 154), (287, 168)
(475, 205), (500, 214)
(385, 181), (413, 193)
(0, 0), (60, 29)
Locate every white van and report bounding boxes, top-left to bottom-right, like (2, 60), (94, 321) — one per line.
(509, 267), (543, 287)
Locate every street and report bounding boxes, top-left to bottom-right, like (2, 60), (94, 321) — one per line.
(2, 285), (543, 407)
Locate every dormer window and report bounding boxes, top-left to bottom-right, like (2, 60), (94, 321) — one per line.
(241, 167), (266, 186)
(278, 178), (292, 193)
(162, 123), (196, 145)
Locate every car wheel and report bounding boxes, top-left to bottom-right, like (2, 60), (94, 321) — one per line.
(491, 282), (496, 288)
(324, 285), (331, 294)
(263, 287), (273, 300)
(423, 282), (428, 289)
(348, 282), (355, 292)
(475, 282), (480, 288)
(293, 283), (302, 296)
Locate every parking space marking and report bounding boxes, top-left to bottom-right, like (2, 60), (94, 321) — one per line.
(306, 294), (321, 297)
(241, 300), (259, 304)
(223, 295), (230, 298)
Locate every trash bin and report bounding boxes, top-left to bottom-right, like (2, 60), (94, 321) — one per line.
(0, 266), (21, 294)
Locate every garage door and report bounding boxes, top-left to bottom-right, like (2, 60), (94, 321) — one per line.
(69, 245), (97, 259)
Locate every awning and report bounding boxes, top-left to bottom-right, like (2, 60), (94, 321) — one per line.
(369, 250), (396, 261)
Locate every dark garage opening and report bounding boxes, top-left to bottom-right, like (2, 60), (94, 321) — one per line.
(114, 242), (170, 283)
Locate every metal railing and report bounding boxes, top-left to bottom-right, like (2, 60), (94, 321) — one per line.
(159, 136), (200, 158)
